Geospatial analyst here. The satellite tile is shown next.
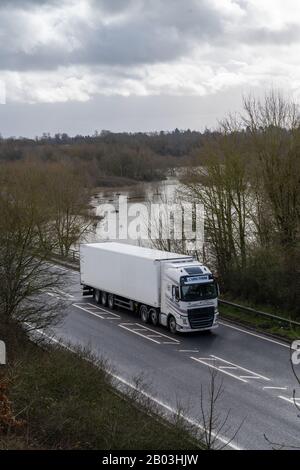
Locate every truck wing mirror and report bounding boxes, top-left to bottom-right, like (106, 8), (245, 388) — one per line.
(172, 286), (180, 302)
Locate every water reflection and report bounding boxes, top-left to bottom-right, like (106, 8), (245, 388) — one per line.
(85, 177), (180, 246)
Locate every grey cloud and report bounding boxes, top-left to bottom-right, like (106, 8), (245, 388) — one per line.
(91, 0), (134, 14)
(0, 0), (224, 71)
(0, 0), (60, 7)
(0, 0), (299, 74)
(241, 23), (300, 45)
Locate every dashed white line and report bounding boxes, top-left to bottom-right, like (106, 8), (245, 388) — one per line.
(54, 288), (74, 298)
(240, 376), (261, 379)
(32, 329), (242, 450)
(73, 303), (120, 320)
(178, 349), (200, 353)
(130, 324), (180, 343)
(119, 323), (180, 344)
(191, 354), (270, 383)
(263, 386), (288, 390)
(219, 366), (238, 370)
(119, 324), (161, 344)
(278, 396), (300, 405)
(191, 356), (248, 383)
(211, 355), (270, 381)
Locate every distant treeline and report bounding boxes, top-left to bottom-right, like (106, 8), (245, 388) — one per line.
(0, 129), (218, 185)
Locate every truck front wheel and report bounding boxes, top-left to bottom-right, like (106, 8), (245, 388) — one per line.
(168, 315), (177, 334)
(140, 305), (149, 323)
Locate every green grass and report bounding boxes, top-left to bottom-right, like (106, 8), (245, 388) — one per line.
(219, 299), (300, 342)
(0, 331), (203, 450)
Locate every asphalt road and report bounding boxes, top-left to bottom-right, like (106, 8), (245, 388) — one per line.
(44, 265), (300, 450)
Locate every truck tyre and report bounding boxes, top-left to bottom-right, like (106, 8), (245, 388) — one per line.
(95, 289), (101, 304)
(168, 315), (177, 334)
(101, 291), (107, 306)
(149, 308), (159, 326)
(108, 294), (114, 309)
(140, 305), (149, 323)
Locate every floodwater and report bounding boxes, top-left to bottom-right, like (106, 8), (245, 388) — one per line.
(82, 176), (182, 247)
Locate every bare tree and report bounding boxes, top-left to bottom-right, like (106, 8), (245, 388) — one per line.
(45, 163), (96, 257)
(0, 163), (66, 333)
(243, 90), (300, 248)
(146, 186), (204, 259)
(181, 127), (252, 283)
(197, 368), (244, 450)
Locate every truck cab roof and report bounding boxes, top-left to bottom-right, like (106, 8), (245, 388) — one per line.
(164, 261), (213, 284)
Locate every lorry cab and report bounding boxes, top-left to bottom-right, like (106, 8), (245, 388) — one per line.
(160, 260), (219, 333)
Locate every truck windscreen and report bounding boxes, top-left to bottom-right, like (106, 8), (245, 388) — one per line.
(181, 282), (217, 301)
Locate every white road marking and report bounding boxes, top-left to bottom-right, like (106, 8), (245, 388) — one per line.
(263, 386), (287, 390)
(73, 303), (120, 320)
(191, 354), (270, 383)
(212, 355), (270, 381)
(191, 356), (248, 383)
(240, 376), (261, 379)
(120, 324), (161, 343)
(219, 321), (289, 349)
(33, 329), (242, 450)
(219, 366), (238, 370)
(46, 292), (61, 300)
(278, 395), (300, 405)
(178, 349), (200, 353)
(51, 288), (74, 298)
(119, 323), (180, 344)
(130, 323), (180, 342)
(51, 265), (70, 272)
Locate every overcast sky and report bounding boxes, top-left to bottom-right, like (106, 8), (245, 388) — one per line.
(0, 0), (299, 137)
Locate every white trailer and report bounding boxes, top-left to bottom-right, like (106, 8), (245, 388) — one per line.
(80, 242), (219, 334)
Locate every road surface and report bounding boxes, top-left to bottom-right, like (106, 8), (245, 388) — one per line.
(43, 265), (300, 450)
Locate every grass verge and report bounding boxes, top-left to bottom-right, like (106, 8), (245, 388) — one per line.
(0, 329), (203, 450)
(219, 298), (300, 342)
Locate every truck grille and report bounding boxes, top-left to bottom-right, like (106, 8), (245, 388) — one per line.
(187, 307), (215, 329)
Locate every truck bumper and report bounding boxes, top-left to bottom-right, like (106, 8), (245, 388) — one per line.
(176, 322), (219, 333)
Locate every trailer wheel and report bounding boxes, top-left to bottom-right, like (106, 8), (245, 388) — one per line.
(168, 315), (177, 334)
(108, 294), (114, 309)
(140, 305), (149, 323)
(95, 289), (101, 304)
(149, 308), (159, 326)
(101, 291), (107, 306)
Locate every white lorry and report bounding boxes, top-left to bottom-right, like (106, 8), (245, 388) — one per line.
(80, 242), (219, 334)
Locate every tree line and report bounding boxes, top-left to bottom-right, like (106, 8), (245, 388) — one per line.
(181, 91), (300, 317)
(0, 129), (212, 185)
(0, 161), (95, 337)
